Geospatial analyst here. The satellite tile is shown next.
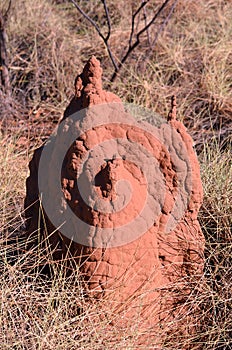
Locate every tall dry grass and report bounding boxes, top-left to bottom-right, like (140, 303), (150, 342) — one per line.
(0, 0), (231, 349)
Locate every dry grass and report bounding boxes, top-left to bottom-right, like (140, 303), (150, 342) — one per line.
(0, 0), (231, 348)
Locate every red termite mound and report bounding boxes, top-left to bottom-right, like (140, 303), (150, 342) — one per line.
(25, 56), (205, 345)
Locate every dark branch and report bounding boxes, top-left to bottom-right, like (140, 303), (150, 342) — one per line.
(70, 0), (178, 85)
(142, 0), (151, 46)
(136, 0), (172, 41)
(70, 0), (103, 40)
(101, 0), (111, 41)
(70, 0), (118, 72)
(151, 0), (178, 48)
(4, 0), (12, 21)
(0, 1), (12, 95)
(129, 0), (149, 49)
(110, 0), (173, 82)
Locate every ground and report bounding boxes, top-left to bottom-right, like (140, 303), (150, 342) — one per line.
(0, 0), (231, 349)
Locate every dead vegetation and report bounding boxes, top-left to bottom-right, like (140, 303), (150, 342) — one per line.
(0, 0), (231, 349)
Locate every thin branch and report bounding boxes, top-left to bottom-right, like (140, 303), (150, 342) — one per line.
(0, 0), (12, 95)
(136, 0), (172, 43)
(70, 0), (178, 85)
(142, 0), (151, 47)
(141, 0), (178, 68)
(101, 0), (111, 41)
(151, 0), (178, 48)
(70, 0), (118, 71)
(129, 0), (149, 49)
(100, 0), (116, 68)
(110, 0), (172, 82)
(71, 0), (103, 39)
(4, 0), (11, 20)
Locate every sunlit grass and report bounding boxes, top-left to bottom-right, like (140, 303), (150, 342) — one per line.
(0, 0), (231, 348)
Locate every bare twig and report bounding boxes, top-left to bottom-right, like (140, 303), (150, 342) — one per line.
(142, 0), (151, 47)
(151, 0), (178, 48)
(70, 0), (177, 84)
(4, 0), (12, 20)
(110, 0), (172, 82)
(0, 0), (12, 95)
(101, 0), (111, 41)
(70, 0), (118, 72)
(129, 1), (149, 49)
(131, 0), (172, 49)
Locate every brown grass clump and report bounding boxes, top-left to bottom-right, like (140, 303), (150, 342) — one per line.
(0, 0), (231, 348)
